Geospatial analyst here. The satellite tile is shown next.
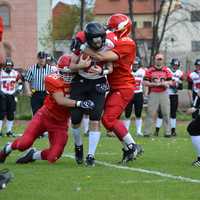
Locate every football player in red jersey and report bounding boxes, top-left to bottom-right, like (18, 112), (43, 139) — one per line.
(77, 14), (143, 163)
(0, 55), (95, 164)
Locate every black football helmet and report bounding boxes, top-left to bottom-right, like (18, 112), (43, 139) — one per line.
(195, 59), (200, 66)
(4, 58), (14, 73)
(170, 58), (180, 71)
(132, 57), (142, 72)
(84, 22), (106, 50)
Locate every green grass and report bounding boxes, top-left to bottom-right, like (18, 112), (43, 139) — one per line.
(0, 121), (199, 200)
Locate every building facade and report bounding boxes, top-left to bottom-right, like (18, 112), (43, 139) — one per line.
(0, 0), (52, 68)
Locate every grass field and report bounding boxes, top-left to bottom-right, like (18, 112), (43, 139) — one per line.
(0, 121), (200, 200)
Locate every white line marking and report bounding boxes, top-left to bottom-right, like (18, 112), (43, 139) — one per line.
(120, 179), (168, 184)
(64, 154), (200, 184)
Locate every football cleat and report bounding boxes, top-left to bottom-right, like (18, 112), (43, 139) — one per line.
(16, 148), (36, 164)
(121, 143), (144, 164)
(85, 154), (95, 167)
(133, 144), (144, 158)
(75, 145), (83, 164)
(192, 158), (200, 167)
(0, 143), (12, 163)
(6, 131), (16, 138)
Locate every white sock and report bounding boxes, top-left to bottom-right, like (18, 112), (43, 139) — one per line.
(123, 119), (131, 130)
(170, 118), (176, 129)
(121, 141), (129, 150)
(135, 118), (142, 135)
(191, 136), (200, 157)
(5, 142), (13, 154)
(0, 120), (3, 132)
(88, 131), (101, 156)
(156, 118), (163, 128)
(82, 116), (89, 133)
(6, 120), (14, 132)
(72, 128), (82, 146)
(33, 151), (42, 160)
(123, 133), (135, 146)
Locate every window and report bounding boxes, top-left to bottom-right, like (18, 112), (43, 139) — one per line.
(143, 21), (152, 28)
(134, 21), (137, 28)
(0, 5), (10, 27)
(192, 41), (200, 52)
(191, 11), (200, 22)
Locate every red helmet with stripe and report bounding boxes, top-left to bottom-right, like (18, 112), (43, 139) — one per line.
(57, 54), (73, 83)
(107, 13), (132, 39)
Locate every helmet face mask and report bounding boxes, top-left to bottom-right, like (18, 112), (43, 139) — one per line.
(170, 59), (180, 71)
(89, 36), (104, 50)
(4, 59), (14, 73)
(195, 59), (200, 73)
(85, 22), (106, 50)
(57, 55), (73, 83)
(133, 57), (141, 72)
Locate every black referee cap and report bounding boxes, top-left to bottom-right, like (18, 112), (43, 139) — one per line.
(37, 51), (46, 59)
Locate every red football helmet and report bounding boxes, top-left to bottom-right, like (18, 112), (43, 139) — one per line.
(57, 54), (73, 83)
(107, 13), (132, 39)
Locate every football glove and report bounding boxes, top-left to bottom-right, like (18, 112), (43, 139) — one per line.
(76, 100), (95, 110)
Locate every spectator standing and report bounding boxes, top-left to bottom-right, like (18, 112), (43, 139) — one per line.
(143, 53), (172, 137)
(154, 58), (184, 136)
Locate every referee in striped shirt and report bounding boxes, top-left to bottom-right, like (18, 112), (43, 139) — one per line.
(24, 51), (56, 115)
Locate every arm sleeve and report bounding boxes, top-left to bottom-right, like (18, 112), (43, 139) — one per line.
(45, 75), (63, 94)
(112, 40), (136, 60)
(187, 74), (193, 90)
(24, 66), (33, 82)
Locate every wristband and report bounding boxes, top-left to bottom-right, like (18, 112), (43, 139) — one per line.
(80, 44), (86, 52)
(100, 69), (110, 76)
(75, 101), (81, 107)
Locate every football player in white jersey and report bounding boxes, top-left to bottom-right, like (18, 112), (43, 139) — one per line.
(187, 59), (200, 118)
(0, 58), (23, 137)
(123, 57), (146, 136)
(155, 58), (184, 136)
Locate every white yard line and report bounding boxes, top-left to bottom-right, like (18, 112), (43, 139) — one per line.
(64, 154), (200, 184)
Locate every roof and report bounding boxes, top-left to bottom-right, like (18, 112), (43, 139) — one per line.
(94, 0), (161, 15)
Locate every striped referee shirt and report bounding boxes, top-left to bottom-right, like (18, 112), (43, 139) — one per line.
(24, 64), (57, 91)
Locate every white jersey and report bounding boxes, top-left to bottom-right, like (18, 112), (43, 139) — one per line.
(168, 69), (184, 95)
(188, 71), (200, 94)
(0, 69), (21, 95)
(132, 68), (146, 93)
(78, 34), (116, 80)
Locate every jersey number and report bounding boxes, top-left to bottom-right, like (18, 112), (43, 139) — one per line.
(3, 81), (15, 91)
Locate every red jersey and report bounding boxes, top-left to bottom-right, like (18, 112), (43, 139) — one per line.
(145, 66), (172, 93)
(44, 73), (71, 121)
(0, 16), (3, 41)
(108, 37), (136, 89)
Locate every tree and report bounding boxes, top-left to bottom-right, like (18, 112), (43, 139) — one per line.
(150, 0), (173, 65)
(39, 2), (94, 53)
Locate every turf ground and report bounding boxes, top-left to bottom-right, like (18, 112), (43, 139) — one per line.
(0, 121), (200, 200)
